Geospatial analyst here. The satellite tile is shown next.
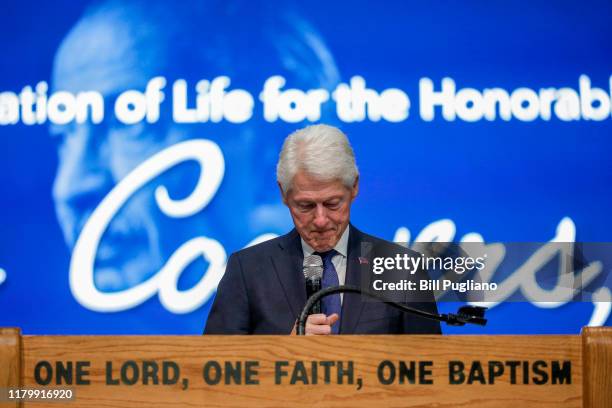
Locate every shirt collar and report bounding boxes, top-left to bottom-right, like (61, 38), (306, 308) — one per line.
(301, 225), (349, 258)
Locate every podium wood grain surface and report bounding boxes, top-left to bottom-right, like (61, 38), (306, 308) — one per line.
(1, 328), (610, 407)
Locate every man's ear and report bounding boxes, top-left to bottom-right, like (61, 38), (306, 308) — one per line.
(351, 175), (359, 200)
(278, 182), (288, 205)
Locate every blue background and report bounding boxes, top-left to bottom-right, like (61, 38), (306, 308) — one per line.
(0, 0), (610, 334)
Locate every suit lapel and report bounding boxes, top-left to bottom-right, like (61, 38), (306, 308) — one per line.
(271, 229), (307, 320)
(340, 224), (367, 334)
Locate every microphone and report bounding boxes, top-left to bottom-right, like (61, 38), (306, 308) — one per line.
(303, 254), (323, 314)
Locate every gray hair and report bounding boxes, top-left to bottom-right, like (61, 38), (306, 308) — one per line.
(276, 124), (359, 194)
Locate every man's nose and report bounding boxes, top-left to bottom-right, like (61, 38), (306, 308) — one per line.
(313, 204), (329, 228)
(52, 124), (113, 241)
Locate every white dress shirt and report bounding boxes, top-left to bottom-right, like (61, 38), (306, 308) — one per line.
(301, 226), (349, 304)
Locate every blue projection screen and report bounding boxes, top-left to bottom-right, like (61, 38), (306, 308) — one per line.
(0, 0), (611, 334)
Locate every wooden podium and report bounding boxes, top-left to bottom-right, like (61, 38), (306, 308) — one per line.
(1, 327), (610, 407)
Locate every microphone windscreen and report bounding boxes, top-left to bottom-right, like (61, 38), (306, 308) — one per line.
(303, 254), (323, 280)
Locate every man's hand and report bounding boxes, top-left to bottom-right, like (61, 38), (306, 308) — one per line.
(291, 313), (339, 335)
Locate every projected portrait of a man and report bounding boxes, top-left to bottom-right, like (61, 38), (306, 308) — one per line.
(50, 0), (340, 311)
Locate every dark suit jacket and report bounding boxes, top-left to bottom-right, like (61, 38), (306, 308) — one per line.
(204, 224), (442, 335)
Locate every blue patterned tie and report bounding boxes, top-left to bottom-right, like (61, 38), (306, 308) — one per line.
(318, 250), (342, 334)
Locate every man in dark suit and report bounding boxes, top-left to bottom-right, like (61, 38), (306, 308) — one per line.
(205, 124), (441, 335)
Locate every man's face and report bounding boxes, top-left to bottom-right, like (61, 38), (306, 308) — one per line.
(282, 170), (358, 252)
(50, 4), (339, 292)
(51, 13), (188, 289)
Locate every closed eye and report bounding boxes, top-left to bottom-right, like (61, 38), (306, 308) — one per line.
(296, 202), (315, 211)
(324, 199), (341, 209)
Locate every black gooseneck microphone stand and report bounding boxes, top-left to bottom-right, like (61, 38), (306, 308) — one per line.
(296, 285), (487, 335)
